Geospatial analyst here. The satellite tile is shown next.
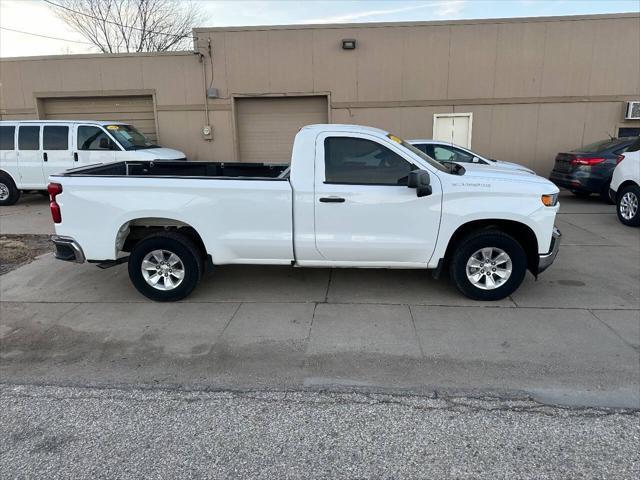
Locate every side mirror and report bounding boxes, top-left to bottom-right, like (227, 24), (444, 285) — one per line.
(99, 137), (111, 149)
(408, 169), (432, 197)
(472, 156), (481, 163)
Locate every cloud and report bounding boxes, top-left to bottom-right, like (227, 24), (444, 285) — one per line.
(302, 1), (467, 24)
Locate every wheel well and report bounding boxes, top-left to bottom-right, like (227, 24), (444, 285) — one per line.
(0, 169), (17, 186)
(118, 218), (207, 259)
(444, 219), (539, 273)
(616, 180), (639, 200)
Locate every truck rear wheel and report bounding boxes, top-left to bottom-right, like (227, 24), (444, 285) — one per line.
(0, 173), (20, 206)
(128, 232), (203, 301)
(449, 230), (527, 301)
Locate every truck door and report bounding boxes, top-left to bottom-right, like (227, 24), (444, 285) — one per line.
(42, 124), (74, 180)
(17, 125), (44, 188)
(313, 133), (441, 264)
(75, 125), (117, 165)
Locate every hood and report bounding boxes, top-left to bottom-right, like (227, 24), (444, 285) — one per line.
(135, 147), (186, 160)
(486, 159), (535, 174)
(457, 162), (557, 189)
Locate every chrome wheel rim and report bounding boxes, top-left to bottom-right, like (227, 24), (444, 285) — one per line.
(141, 249), (185, 291)
(466, 247), (512, 290)
(0, 183), (9, 201)
(619, 192), (638, 220)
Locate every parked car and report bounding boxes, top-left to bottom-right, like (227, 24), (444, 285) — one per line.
(610, 137), (640, 226)
(548, 137), (636, 203)
(48, 124), (561, 302)
(409, 139), (535, 174)
(0, 120), (186, 206)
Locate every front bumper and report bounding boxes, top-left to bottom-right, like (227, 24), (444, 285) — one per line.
(537, 227), (561, 274)
(51, 235), (86, 263)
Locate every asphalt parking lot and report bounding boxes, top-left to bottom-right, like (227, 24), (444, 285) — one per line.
(1, 191), (638, 407)
(1, 191), (639, 478)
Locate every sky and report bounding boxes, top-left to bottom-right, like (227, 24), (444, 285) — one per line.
(0, 0), (638, 57)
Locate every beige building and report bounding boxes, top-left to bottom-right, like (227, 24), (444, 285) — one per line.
(1, 12), (639, 174)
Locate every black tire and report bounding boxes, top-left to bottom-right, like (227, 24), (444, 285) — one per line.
(600, 181), (614, 204)
(0, 173), (21, 206)
(616, 184), (640, 227)
(570, 190), (590, 198)
(128, 231), (204, 301)
(449, 230), (527, 301)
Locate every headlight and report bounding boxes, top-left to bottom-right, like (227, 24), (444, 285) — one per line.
(541, 193), (559, 207)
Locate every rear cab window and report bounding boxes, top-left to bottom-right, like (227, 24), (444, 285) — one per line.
(0, 125), (16, 150)
(18, 126), (40, 150)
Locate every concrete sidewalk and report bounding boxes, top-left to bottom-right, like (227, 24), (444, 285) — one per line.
(1, 193), (638, 408)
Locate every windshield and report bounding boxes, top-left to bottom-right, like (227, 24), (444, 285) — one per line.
(387, 134), (450, 173)
(105, 124), (158, 150)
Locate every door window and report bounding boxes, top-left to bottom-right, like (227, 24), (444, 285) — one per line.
(0, 126), (15, 150)
(18, 126), (40, 150)
(43, 126), (69, 150)
(432, 145), (475, 163)
(324, 137), (413, 185)
(77, 126), (116, 150)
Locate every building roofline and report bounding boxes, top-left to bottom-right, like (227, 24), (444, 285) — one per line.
(193, 11), (639, 34)
(0, 50), (194, 63)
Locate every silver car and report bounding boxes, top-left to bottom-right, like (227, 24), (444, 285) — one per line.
(409, 139), (535, 174)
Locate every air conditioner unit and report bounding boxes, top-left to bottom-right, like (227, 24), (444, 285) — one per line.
(625, 101), (640, 120)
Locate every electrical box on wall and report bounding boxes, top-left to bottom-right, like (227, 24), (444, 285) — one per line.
(202, 125), (213, 140)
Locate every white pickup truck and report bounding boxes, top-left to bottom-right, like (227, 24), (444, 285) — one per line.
(49, 124), (561, 302)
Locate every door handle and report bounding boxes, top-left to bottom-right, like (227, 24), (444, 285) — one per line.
(43, 152), (48, 162)
(319, 197), (345, 203)
(73, 152), (78, 162)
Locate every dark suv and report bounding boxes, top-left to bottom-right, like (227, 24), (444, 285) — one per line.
(549, 137), (636, 202)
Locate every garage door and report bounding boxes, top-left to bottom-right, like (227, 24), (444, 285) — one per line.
(42, 95), (157, 142)
(236, 96), (328, 163)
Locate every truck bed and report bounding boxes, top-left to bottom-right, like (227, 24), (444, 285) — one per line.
(59, 161), (289, 180)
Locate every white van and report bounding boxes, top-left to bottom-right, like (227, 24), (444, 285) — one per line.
(0, 120), (186, 205)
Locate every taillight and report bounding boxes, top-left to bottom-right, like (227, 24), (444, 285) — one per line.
(570, 157), (605, 166)
(48, 182), (62, 224)
(616, 155), (625, 164)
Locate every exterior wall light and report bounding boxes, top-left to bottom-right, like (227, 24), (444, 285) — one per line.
(342, 39), (357, 50)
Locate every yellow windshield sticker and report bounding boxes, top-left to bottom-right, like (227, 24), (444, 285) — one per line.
(387, 134), (402, 144)
(106, 125), (120, 130)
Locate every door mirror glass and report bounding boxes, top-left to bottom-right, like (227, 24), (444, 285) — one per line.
(408, 169), (432, 197)
(99, 137), (111, 149)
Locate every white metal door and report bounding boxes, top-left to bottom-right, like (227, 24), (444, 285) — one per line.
(433, 113), (473, 148)
(17, 125), (44, 188)
(313, 132), (441, 264)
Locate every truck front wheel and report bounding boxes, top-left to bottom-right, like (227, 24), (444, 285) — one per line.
(128, 232), (203, 301)
(449, 230), (527, 301)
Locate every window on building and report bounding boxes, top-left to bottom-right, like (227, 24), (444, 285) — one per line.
(43, 126), (69, 150)
(324, 137), (413, 185)
(18, 126), (40, 150)
(618, 127), (640, 138)
(77, 126), (115, 150)
(0, 126), (15, 150)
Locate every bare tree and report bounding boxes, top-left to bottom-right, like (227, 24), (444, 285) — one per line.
(47, 0), (203, 53)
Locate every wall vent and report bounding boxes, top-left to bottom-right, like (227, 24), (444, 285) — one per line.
(625, 101), (640, 120)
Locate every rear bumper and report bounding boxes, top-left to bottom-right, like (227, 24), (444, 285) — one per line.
(537, 227), (561, 274)
(51, 235), (85, 263)
(549, 170), (609, 194)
